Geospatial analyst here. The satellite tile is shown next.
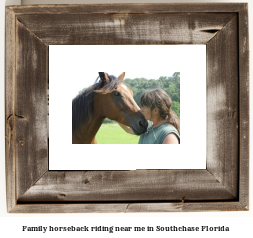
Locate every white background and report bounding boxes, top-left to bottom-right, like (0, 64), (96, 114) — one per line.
(49, 45), (206, 170)
(0, 0), (252, 237)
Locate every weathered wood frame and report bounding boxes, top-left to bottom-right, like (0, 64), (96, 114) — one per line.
(5, 4), (249, 213)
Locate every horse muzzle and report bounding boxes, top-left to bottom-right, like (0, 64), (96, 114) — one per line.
(128, 112), (148, 135)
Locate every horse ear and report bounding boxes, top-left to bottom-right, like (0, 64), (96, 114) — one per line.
(118, 72), (125, 80)
(99, 72), (110, 83)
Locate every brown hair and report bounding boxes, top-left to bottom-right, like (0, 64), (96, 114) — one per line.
(140, 88), (180, 134)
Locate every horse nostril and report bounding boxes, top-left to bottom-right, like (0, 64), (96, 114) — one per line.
(139, 120), (145, 129)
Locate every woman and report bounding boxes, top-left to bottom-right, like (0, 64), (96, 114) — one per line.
(119, 88), (180, 144)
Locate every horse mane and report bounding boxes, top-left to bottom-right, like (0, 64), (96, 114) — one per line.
(72, 73), (123, 133)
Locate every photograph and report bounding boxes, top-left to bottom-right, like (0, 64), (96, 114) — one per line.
(72, 72), (180, 144)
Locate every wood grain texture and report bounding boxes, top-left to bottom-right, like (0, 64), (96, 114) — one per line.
(125, 202), (248, 213)
(18, 170), (236, 202)
(206, 16), (239, 198)
(5, 3), (249, 213)
(238, 4), (249, 208)
(5, 7), (17, 212)
(15, 20), (48, 200)
(7, 3), (247, 15)
(16, 13), (235, 45)
(10, 202), (247, 213)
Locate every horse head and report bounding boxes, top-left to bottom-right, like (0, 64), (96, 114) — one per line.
(94, 72), (148, 135)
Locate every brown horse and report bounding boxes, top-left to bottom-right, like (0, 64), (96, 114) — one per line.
(72, 72), (148, 144)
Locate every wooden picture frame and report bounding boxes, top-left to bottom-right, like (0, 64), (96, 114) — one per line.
(5, 3), (249, 213)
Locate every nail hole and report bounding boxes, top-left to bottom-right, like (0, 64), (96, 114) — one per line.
(182, 196), (186, 203)
(84, 179), (90, 184)
(58, 193), (66, 198)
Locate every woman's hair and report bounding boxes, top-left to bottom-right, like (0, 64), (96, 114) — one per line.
(140, 88), (180, 134)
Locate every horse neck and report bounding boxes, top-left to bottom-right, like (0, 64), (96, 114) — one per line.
(74, 114), (104, 144)
(85, 113), (104, 142)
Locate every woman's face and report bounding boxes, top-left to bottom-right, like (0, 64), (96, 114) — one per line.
(140, 105), (152, 121)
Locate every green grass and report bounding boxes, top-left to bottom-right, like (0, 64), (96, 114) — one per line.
(96, 123), (140, 144)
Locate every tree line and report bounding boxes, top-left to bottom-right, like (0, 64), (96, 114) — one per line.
(124, 72), (180, 119)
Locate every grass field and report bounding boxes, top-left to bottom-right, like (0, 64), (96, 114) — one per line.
(96, 123), (140, 144)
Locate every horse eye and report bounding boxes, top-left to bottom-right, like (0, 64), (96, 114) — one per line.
(113, 91), (120, 97)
